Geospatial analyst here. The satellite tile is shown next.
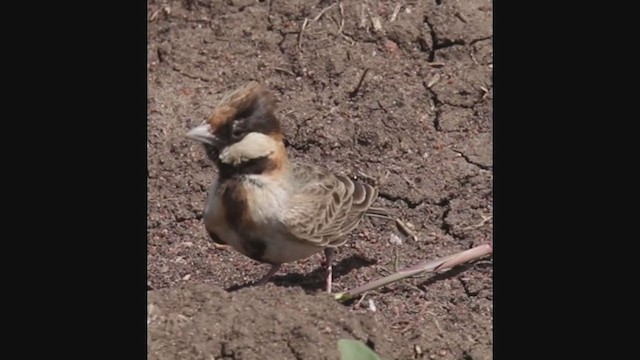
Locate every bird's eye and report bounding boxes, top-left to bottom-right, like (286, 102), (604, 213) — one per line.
(232, 128), (244, 139)
(231, 121), (245, 139)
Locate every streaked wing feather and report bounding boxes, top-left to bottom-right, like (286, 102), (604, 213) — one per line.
(281, 163), (379, 247)
(326, 179), (379, 246)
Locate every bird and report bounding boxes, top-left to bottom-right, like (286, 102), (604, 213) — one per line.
(185, 81), (388, 293)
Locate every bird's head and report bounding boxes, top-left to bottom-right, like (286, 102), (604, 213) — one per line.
(186, 81), (287, 177)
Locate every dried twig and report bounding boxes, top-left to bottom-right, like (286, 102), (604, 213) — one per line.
(313, 3), (338, 22)
(401, 175), (418, 191)
(426, 73), (441, 88)
(338, 2), (346, 34)
(365, 6), (383, 33)
(470, 51), (479, 65)
(395, 219), (418, 241)
(455, 12), (468, 23)
(393, 244), (400, 272)
(297, 18), (309, 51)
(340, 32), (355, 45)
(150, 6), (170, 21)
(479, 86), (490, 100)
(334, 243), (493, 301)
(273, 67), (296, 76)
(359, 3), (368, 29)
(389, 3), (402, 22)
(331, 3), (354, 45)
(461, 215), (492, 231)
(354, 291), (370, 308)
(349, 68), (371, 98)
(356, 171), (377, 183)
(389, 233), (403, 272)
(150, 9), (162, 21)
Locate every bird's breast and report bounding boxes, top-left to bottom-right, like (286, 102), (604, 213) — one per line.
(203, 175), (318, 264)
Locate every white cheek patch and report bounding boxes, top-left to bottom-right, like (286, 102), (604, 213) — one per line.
(219, 132), (278, 165)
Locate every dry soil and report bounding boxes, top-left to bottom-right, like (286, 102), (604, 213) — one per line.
(147, 1), (493, 359)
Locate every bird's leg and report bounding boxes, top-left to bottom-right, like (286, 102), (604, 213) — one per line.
(322, 248), (336, 294)
(254, 264), (281, 286)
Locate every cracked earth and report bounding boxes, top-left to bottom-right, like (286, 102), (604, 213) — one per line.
(148, 0), (492, 359)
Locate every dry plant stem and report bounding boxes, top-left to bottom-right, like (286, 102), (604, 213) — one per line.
(455, 12), (468, 23)
(395, 219), (418, 241)
(297, 18), (309, 51)
(349, 68), (371, 98)
(313, 3), (337, 22)
(389, 3), (402, 22)
(338, 2), (345, 33)
(393, 244), (400, 272)
(335, 243), (493, 301)
(273, 67), (296, 76)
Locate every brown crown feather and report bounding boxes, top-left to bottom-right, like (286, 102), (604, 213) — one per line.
(207, 81), (276, 131)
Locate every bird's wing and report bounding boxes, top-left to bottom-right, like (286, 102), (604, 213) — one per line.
(279, 162), (379, 247)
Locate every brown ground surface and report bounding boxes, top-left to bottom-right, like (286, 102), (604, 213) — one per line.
(147, 1), (493, 359)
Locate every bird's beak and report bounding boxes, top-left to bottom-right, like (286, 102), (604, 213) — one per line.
(185, 123), (219, 146)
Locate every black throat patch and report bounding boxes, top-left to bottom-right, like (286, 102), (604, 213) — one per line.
(217, 155), (277, 181)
